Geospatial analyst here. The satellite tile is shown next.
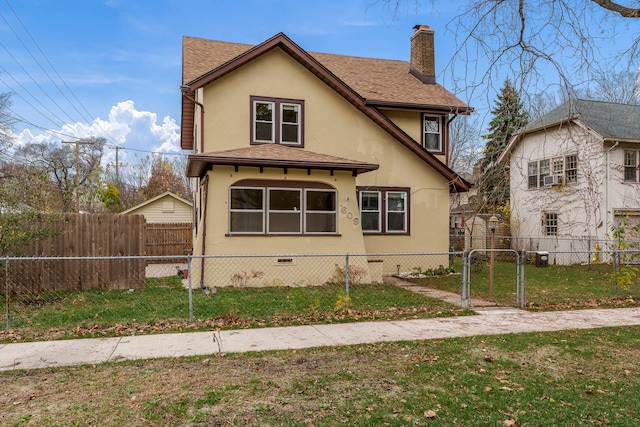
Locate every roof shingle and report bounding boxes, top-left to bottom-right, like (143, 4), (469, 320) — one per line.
(182, 36), (469, 111)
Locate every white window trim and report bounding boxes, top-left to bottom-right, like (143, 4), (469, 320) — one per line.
(229, 187), (265, 235)
(386, 191), (408, 233)
(229, 185), (336, 235)
(359, 190), (382, 233)
(267, 188), (302, 235)
(253, 100), (275, 144)
(423, 115), (442, 152)
(251, 96), (304, 146)
(280, 103), (301, 146)
(303, 189), (337, 234)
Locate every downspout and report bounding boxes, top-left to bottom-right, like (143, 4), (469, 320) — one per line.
(446, 113), (459, 167)
(604, 140), (619, 238)
(199, 174), (209, 288)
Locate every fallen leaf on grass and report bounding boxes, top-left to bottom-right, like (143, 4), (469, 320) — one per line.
(424, 410), (437, 418)
(503, 420), (516, 426)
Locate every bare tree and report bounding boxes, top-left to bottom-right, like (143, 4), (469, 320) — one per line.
(448, 115), (483, 174)
(380, 1), (640, 103)
(15, 137), (106, 212)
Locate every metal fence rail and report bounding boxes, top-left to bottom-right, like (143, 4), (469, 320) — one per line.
(2, 249), (639, 337)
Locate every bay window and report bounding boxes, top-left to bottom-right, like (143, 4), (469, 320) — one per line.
(229, 184), (335, 235)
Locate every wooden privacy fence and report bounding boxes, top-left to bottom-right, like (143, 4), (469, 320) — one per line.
(3, 213), (147, 294)
(145, 222), (192, 263)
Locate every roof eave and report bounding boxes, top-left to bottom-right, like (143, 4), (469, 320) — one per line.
(187, 154), (379, 178)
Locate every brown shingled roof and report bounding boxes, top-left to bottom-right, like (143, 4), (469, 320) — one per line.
(182, 36), (469, 111)
(180, 33), (471, 192)
(187, 144), (379, 178)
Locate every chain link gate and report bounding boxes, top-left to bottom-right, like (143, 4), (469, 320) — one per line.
(462, 249), (526, 309)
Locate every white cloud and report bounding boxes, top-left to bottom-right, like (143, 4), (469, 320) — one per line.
(15, 100), (181, 156)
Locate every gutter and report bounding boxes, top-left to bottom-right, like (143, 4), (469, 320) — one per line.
(199, 175), (209, 289)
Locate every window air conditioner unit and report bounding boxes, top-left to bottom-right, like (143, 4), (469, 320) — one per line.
(543, 175), (562, 186)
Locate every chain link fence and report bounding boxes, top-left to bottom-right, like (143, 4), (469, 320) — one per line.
(2, 249), (640, 340)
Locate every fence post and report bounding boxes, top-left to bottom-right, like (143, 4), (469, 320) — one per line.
(187, 256), (193, 321)
(345, 253), (350, 310)
(612, 250), (619, 296)
(5, 258), (10, 332)
(461, 250), (468, 308)
(520, 250), (526, 308)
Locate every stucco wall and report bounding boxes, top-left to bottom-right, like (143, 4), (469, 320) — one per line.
(191, 47), (453, 282)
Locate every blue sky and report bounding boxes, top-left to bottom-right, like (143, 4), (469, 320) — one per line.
(0, 0), (636, 165)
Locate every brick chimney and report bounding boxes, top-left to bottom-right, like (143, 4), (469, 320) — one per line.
(410, 25), (436, 84)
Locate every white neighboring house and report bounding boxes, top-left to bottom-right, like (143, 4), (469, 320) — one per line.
(121, 192), (193, 224)
(498, 99), (640, 264)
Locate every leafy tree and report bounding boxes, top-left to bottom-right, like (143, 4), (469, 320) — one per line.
(0, 92), (61, 257)
(478, 79), (528, 211)
(142, 156), (189, 200)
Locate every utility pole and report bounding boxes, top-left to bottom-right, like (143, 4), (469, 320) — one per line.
(62, 139), (94, 212)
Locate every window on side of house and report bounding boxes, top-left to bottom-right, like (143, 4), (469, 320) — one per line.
(358, 188), (410, 234)
(552, 157), (564, 176)
(386, 192), (407, 233)
(251, 96), (304, 146)
(359, 191), (381, 232)
(624, 150), (639, 182)
(544, 212), (558, 236)
(528, 161), (538, 188)
(538, 159), (550, 187)
(422, 115), (442, 152)
(565, 154), (578, 183)
(229, 184), (336, 235)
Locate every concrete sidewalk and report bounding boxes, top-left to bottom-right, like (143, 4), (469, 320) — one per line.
(2, 306), (640, 371)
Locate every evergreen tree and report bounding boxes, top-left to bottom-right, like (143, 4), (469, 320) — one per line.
(479, 79), (528, 211)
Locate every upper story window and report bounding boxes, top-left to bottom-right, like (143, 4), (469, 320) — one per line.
(528, 154), (578, 188)
(624, 150), (639, 182)
(251, 96), (304, 146)
(358, 187), (410, 235)
(422, 115), (443, 152)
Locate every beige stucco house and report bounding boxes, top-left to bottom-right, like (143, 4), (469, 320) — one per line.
(181, 26), (472, 287)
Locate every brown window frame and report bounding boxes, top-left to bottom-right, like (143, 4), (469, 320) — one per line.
(357, 186), (411, 235)
(250, 96), (304, 147)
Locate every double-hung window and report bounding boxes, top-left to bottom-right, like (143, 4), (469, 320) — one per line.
(528, 162), (538, 188)
(358, 188), (409, 234)
(229, 184), (335, 235)
(528, 155), (578, 188)
(423, 115), (442, 152)
(251, 96), (303, 146)
(624, 150), (639, 182)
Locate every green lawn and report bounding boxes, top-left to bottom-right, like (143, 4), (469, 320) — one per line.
(411, 258), (640, 309)
(4, 326), (640, 426)
(2, 277), (470, 343)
